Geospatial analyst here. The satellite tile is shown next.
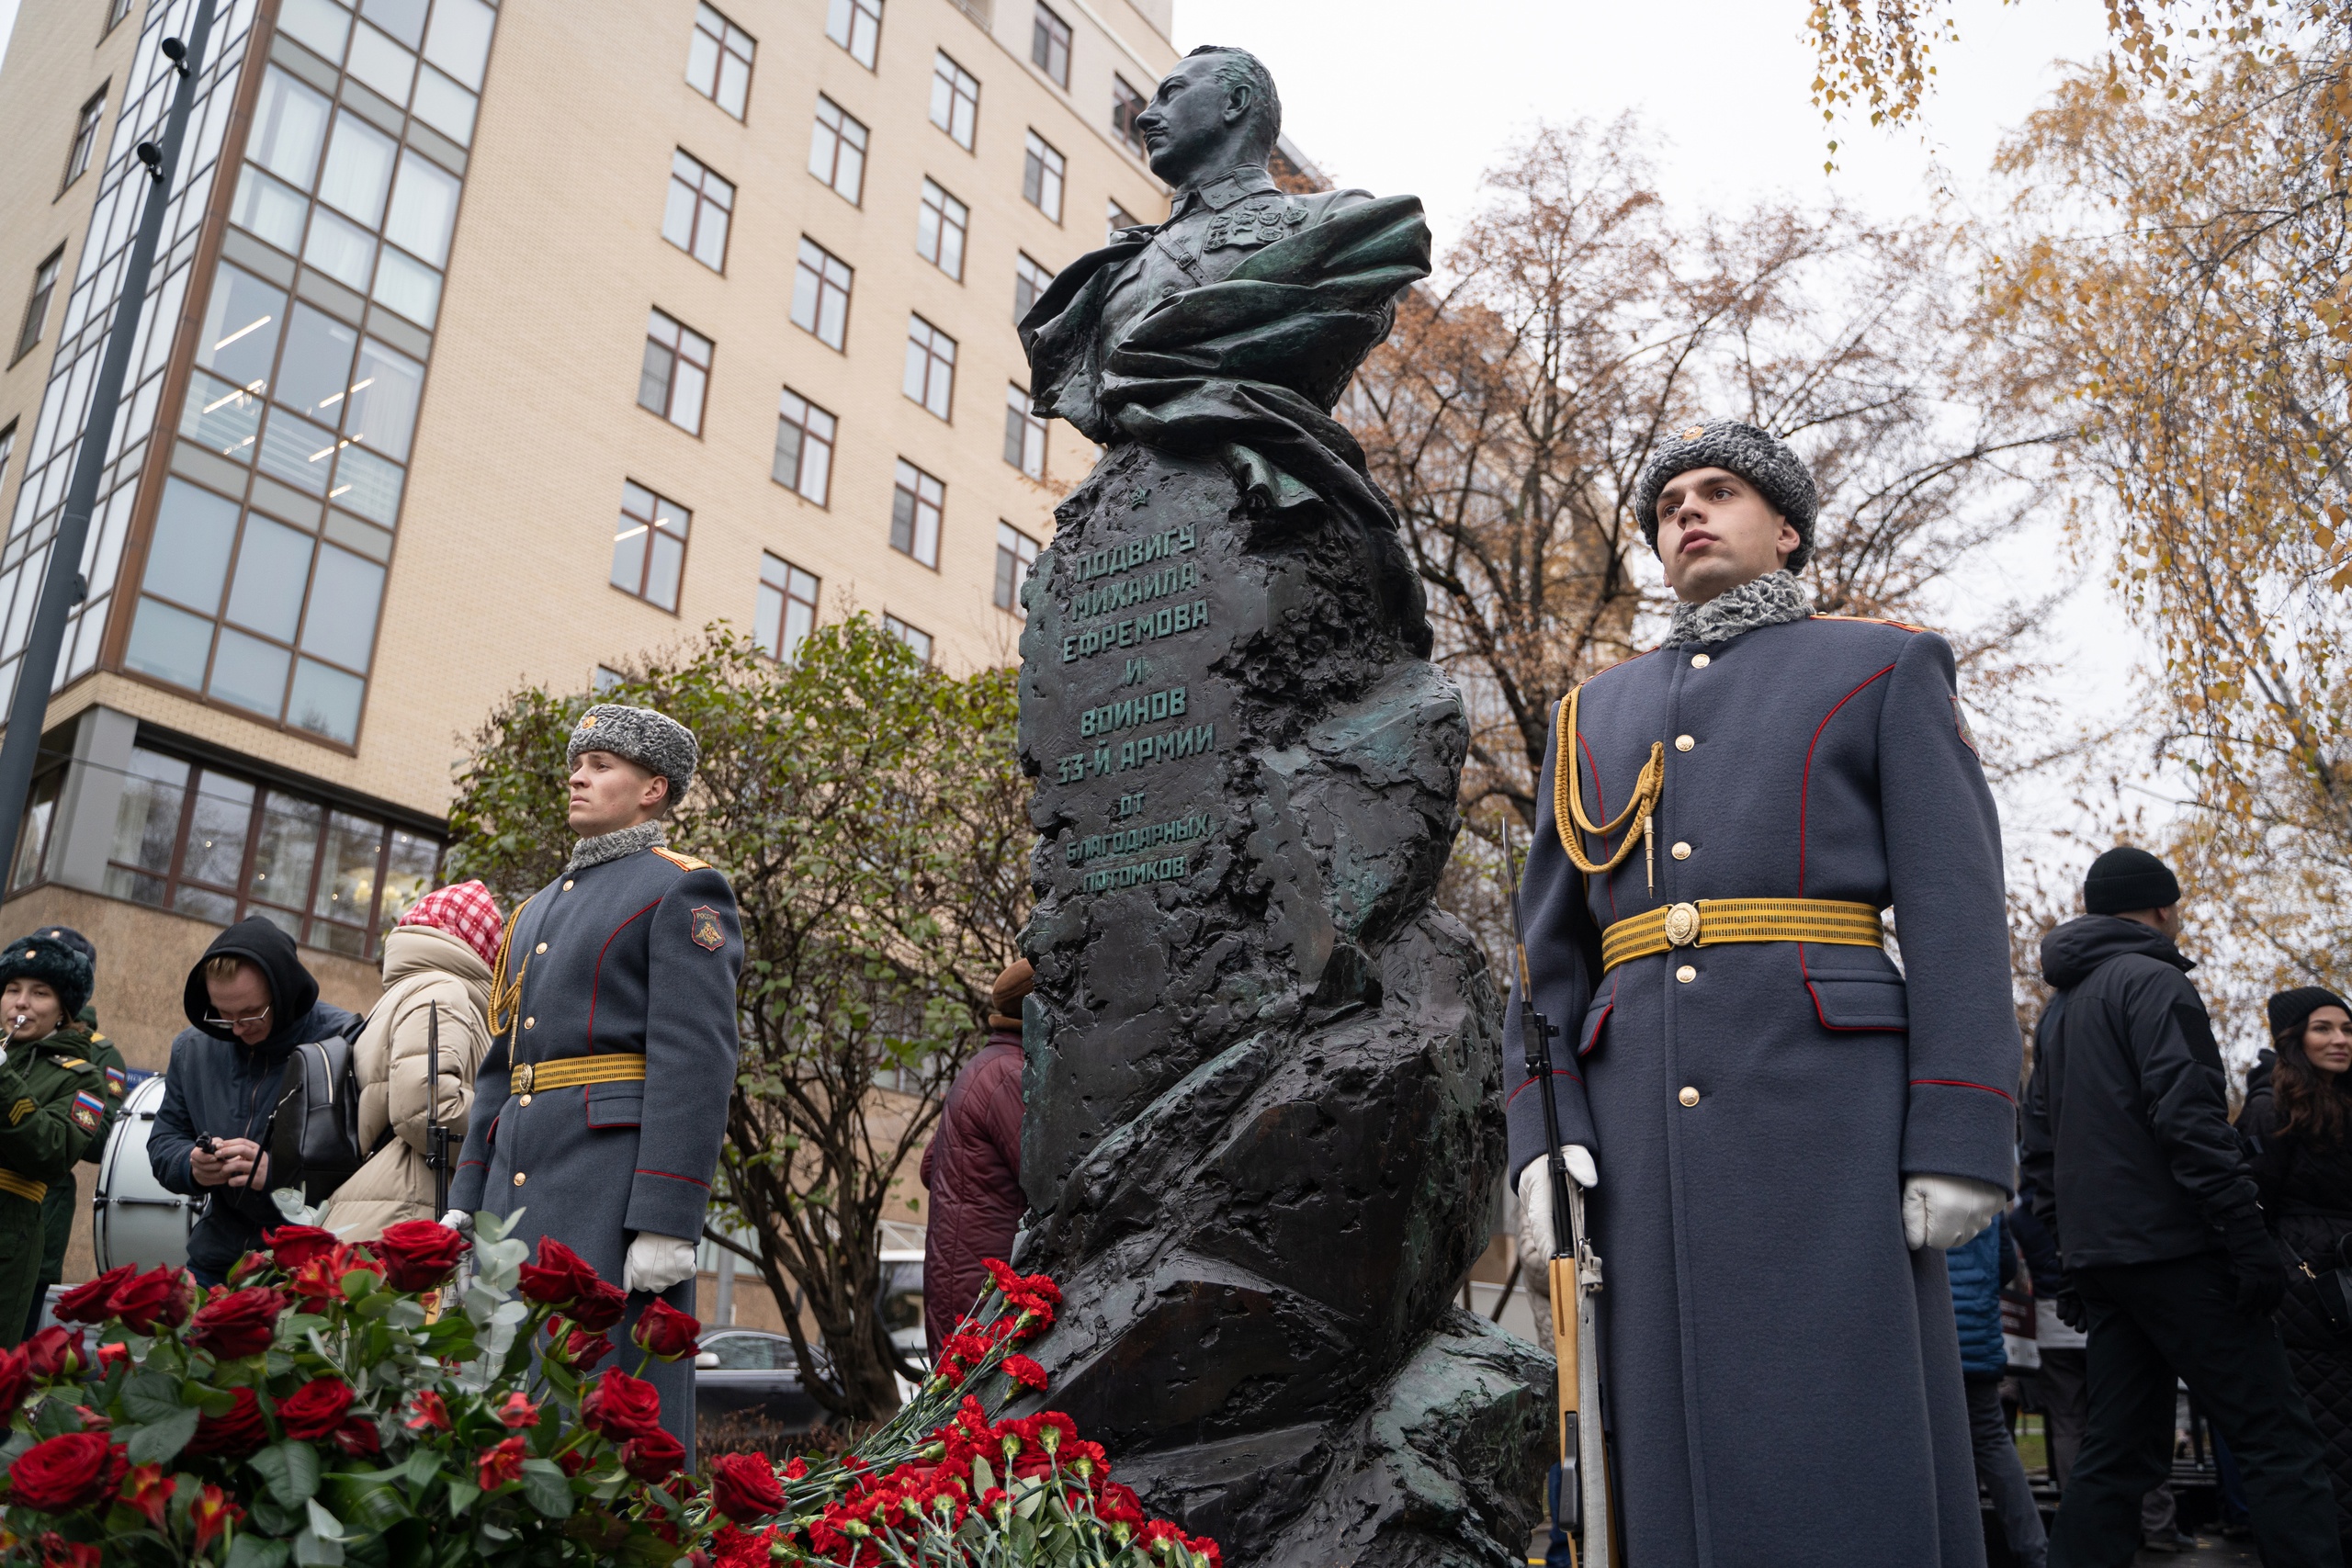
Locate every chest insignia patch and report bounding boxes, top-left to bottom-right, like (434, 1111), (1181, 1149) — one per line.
(70, 1091), (102, 1133)
(689, 906), (725, 953)
(1951, 694), (1980, 757)
(1204, 197), (1305, 250)
(8, 1099), (31, 1126)
(104, 1066), (125, 1098)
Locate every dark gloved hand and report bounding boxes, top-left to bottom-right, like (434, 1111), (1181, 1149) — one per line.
(2224, 1224), (2290, 1318)
(2053, 1287), (2087, 1332)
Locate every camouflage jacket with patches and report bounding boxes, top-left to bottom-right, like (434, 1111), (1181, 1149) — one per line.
(0, 1024), (109, 1192)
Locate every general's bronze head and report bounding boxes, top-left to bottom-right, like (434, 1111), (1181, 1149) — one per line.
(1136, 45), (1281, 190)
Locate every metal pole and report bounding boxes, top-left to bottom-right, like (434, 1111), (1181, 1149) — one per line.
(0, 0), (218, 885)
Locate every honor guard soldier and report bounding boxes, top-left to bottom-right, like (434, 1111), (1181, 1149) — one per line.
(1507, 423), (2021, 1567)
(447, 705), (742, 1461)
(0, 932), (107, 1347)
(23, 926), (125, 1340)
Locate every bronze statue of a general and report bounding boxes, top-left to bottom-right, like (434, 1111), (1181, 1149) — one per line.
(1012, 47), (1546, 1568)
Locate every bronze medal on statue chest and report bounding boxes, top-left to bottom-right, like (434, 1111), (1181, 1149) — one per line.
(1204, 197), (1304, 251)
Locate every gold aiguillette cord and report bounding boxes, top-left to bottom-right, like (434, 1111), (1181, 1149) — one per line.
(1552, 682), (1666, 895)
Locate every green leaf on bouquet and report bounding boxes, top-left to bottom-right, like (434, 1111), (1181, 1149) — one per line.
(225, 1536), (291, 1568)
(445, 1476), (481, 1517)
(120, 1371), (182, 1423)
(400, 1447), (442, 1489)
(125, 1404), (201, 1465)
(290, 1526), (343, 1568)
(31, 1400), (77, 1438)
(250, 1438), (323, 1505)
(183, 1380), (240, 1416)
(519, 1458), (573, 1519)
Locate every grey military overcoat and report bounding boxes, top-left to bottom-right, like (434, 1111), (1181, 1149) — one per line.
(1507, 615), (2019, 1568)
(450, 843), (742, 1456)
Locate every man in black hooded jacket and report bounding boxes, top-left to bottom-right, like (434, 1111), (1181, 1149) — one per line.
(2023, 847), (2340, 1567)
(150, 918), (359, 1285)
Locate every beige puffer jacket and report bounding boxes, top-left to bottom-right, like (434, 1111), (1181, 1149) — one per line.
(320, 925), (493, 1241)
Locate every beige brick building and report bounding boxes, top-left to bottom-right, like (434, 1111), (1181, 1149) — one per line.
(0, 0), (1187, 1287)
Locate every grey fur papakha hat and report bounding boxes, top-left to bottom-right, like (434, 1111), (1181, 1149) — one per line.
(1635, 420), (1820, 572)
(567, 704), (699, 800)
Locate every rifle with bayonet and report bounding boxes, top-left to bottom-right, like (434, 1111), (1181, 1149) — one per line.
(1503, 819), (1613, 1568)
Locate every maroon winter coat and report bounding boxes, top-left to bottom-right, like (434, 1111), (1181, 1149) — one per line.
(921, 1028), (1025, 1358)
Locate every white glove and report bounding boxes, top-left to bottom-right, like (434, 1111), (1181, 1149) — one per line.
(623, 1231), (698, 1294)
(1516, 1146), (1599, 1299)
(1902, 1173), (2006, 1251)
(438, 1210), (472, 1236)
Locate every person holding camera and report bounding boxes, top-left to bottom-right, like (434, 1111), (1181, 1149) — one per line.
(2239, 987), (2352, 1559)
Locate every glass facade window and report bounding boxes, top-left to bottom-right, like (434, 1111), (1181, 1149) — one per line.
(96, 743), (439, 956)
(1031, 3), (1070, 87)
(686, 2), (754, 118)
(663, 149), (734, 272)
(1111, 74), (1146, 154)
(826, 0), (881, 70)
(106, 0), (134, 30)
(0, 424), (14, 501)
(916, 179), (968, 281)
(882, 615), (933, 665)
(931, 51), (978, 151)
(772, 389), (835, 504)
(995, 521), (1039, 615)
(1023, 131), (1064, 222)
(1003, 384), (1045, 478)
(755, 554), (819, 661)
(639, 309), (712, 435)
(611, 481), (689, 611)
(903, 316), (956, 421)
(808, 96), (867, 205)
(792, 238), (853, 350)
(1108, 198), (1138, 240)
(889, 460), (943, 568)
(1013, 253), (1053, 322)
(13, 250), (62, 366)
(64, 88), (108, 190)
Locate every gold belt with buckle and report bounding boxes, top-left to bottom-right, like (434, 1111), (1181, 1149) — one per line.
(510, 1055), (648, 1096)
(1600, 898), (1884, 974)
(0, 1169), (45, 1204)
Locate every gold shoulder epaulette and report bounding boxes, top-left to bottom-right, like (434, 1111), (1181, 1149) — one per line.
(651, 847), (712, 873)
(54, 1058), (86, 1070)
(1811, 613), (1932, 635)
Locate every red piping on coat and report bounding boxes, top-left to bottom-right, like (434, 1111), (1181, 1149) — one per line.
(585, 900), (664, 1044)
(1507, 1068), (1582, 1105)
(1911, 1077), (2014, 1102)
(1574, 733), (1621, 921)
(1797, 664), (1897, 897)
(635, 1168), (711, 1190)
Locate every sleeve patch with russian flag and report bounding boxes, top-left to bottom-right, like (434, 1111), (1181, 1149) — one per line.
(70, 1091), (103, 1133)
(103, 1066), (125, 1098)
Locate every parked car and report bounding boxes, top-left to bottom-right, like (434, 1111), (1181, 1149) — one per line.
(695, 1330), (825, 1433)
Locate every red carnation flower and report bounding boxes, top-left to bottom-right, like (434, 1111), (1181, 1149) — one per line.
(711, 1452), (784, 1524)
(476, 1436), (527, 1492)
(187, 1287), (285, 1359)
(628, 1299), (701, 1361)
(265, 1225), (339, 1271)
(108, 1267), (196, 1333)
(1098, 1482), (1145, 1529)
(185, 1387), (268, 1461)
(51, 1266), (130, 1325)
(580, 1370), (663, 1443)
(373, 1219), (468, 1292)
(1001, 1354), (1048, 1391)
(275, 1378), (356, 1442)
(6, 1433), (126, 1513)
(620, 1428), (684, 1483)
(782, 1457), (808, 1481)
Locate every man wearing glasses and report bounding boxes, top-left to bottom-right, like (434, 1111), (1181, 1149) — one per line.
(150, 917), (359, 1286)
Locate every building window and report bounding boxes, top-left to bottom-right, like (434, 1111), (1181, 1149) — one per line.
(883, 615), (933, 664)
(63, 88), (107, 190)
(808, 96), (868, 204)
(97, 744), (439, 957)
(611, 480), (690, 611)
(105, 0), (134, 33)
(773, 388), (835, 504)
(792, 238), (853, 350)
(662, 149), (734, 272)
(1031, 3), (1069, 87)
(930, 51), (978, 150)
(1003, 384), (1046, 479)
(1111, 74), (1145, 154)
(1022, 131), (1064, 222)
(686, 3), (755, 118)
(889, 460), (944, 568)
(13, 250), (62, 366)
(995, 522), (1039, 615)
(0, 423), (15, 505)
(1014, 253), (1054, 322)
(1107, 198), (1139, 241)
(826, 0), (881, 69)
(756, 554), (820, 661)
(916, 179), (968, 281)
(638, 309), (712, 436)
(594, 666), (626, 692)
(902, 315), (956, 421)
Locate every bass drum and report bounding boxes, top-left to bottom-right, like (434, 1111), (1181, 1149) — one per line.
(94, 1075), (198, 1272)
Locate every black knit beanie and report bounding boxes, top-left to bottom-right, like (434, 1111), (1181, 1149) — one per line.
(2083, 846), (2180, 916)
(2268, 986), (2352, 1045)
(1634, 421), (1820, 571)
(0, 932), (94, 1023)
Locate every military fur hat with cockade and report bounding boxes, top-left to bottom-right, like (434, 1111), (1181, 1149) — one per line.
(1634, 420), (1821, 571)
(566, 704), (699, 802)
(0, 932), (94, 1022)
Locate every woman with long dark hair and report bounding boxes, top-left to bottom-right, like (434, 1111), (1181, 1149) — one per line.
(2238, 985), (2352, 1554)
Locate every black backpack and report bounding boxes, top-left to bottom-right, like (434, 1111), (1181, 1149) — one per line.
(269, 1014), (369, 1202)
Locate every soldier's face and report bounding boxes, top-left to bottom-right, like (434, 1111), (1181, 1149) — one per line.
(569, 750), (670, 838)
(1654, 468), (1802, 604)
(1138, 56), (1244, 186)
(3, 979), (60, 1043)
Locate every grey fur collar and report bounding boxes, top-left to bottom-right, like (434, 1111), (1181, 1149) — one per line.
(1663, 570), (1811, 649)
(565, 820), (666, 874)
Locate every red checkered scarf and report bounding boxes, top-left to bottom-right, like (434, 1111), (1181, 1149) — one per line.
(396, 880), (505, 970)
